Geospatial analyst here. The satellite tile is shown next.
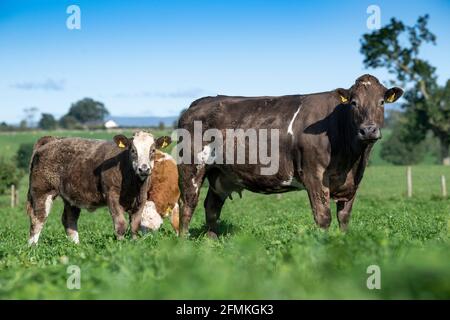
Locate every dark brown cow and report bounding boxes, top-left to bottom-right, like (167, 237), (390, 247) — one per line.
(26, 131), (170, 245)
(177, 74), (403, 238)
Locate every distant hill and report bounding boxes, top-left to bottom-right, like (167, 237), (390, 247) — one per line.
(105, 116), (178, 128)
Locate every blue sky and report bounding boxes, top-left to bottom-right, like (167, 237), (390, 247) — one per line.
(0, 0), (449, 123)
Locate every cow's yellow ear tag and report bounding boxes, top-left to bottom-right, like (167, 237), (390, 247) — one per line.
(118, 141), (126, 148)
(162, 141), (169, 148)
(340, 95), (348, 103)
(386, 93), (395, 103)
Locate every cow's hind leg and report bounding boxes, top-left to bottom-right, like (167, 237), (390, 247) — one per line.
(28, 191), (56, 245)
(204, 187), (227, 239)
(179, 163), (206, 237)
(62, 200), (81, 244)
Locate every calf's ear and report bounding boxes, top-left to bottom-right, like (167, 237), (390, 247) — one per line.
(113, 135), (130, 149)
(336, 88), (350, 103)
(155, 136), (172, 149)
(385, 87), (404, 103)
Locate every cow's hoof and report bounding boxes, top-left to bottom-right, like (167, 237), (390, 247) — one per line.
(206, 231), (219, 240)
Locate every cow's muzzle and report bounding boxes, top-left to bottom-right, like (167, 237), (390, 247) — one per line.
(137, 164), (151, 180)
(358, 125), (381, 142)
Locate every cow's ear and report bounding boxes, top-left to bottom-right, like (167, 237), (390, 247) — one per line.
(114, 135), (130, 149)
(155, 136), (172, 149)
(336, 88), (350, 103)
(385, 87), (404, 103)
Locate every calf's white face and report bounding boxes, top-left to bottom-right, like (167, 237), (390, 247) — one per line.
(131, 131), (155, 180)
(113, 132), (172, 181)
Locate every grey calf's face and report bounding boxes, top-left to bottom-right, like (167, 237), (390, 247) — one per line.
(338, 75), (403, 142)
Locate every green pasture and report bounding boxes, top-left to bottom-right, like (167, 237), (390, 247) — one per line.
(0, 130), (448, 299)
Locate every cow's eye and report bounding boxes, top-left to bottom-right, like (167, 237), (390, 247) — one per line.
(351, 100), (358, 107)
(380, 100), (385, 106)
(131, 149), (136, 154)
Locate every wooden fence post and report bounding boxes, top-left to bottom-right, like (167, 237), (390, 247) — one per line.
(11, 185), (15, 208)
(14, 187), (19, 207)
(407, 166), (412, 198)
(442, 175), (447, 198)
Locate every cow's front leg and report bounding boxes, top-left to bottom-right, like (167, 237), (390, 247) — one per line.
(304, 174), (331, 229)
(336, 195), (356, 231)
(107, 196), (128, 240)
(179, 163), (206, 237)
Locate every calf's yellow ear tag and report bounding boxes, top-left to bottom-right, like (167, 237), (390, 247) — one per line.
(118, 141), (126, 148)
(386, 93), (396, 103)
(340, 95), (348, 103)
(162, 141), (169, 149)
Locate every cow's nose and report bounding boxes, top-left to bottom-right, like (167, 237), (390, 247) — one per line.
(138, 164), (150, 175)
(359, 125), (380, 141)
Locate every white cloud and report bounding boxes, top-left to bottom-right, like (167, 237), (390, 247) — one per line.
(11, 79), (65, 91)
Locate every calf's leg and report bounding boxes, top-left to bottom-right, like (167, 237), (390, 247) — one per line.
(28, 192), (56, 245)
(170, 203), (180, 235)
(107, 196), (128, 240)
(62, 200), (81, 244)
(129, 211), (142, 240)
(336, 195), (356, 231)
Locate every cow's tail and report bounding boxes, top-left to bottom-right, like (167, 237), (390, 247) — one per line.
(27, 136), (58, 215)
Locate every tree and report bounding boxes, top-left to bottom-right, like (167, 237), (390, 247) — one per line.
(19, 120), (28, 130)
(16, 143), (35, 170)
(0, 158), (23, 195)
(158, 121), (165, 131)
(0, 122), (11, 131)
(66, 98), (109, 124)
(361, 15), (450, 165)
(59, 115), (81, 129)
(23, 107), (39, 128)
(38, 113), (57, 130)
(380, 118), (426, 165)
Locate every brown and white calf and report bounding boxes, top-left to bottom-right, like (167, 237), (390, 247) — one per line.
(141, 150), (180, 235)
(26, 131), (171, 245)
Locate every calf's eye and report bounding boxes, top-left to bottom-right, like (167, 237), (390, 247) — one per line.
(351, 100), (357, 107)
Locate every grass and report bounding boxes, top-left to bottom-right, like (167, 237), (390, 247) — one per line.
(0, 131), (449, 299)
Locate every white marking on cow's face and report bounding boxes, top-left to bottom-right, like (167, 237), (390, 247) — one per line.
(131, 131), (155, 180)
(287, 105), (302, 135)
(141, 201), (163, 233)
(361, 81), (371, 86)
(45, 195), (53, 217)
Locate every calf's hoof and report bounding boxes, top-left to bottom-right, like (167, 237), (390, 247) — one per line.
(206, 231), (219, 240)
